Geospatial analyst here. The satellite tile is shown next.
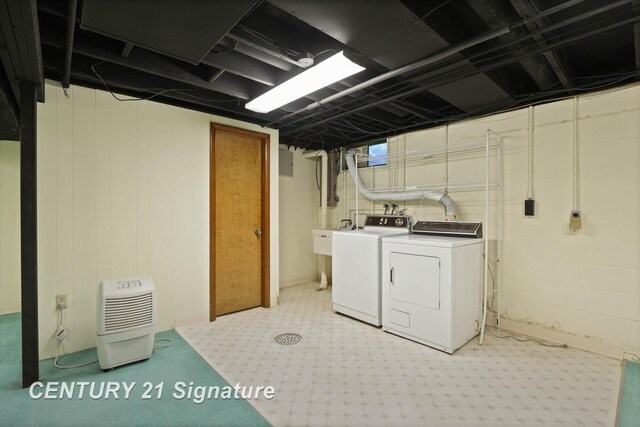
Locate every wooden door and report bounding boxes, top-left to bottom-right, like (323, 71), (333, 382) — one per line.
(210, 124), (270, 319)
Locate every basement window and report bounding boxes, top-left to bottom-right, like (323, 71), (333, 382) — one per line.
(342, 139), (388, 169)
(367, 140), (387, 167)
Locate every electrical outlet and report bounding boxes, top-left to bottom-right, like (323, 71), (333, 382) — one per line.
(55, 294), (67, 309)
(569, 210), (582, 232)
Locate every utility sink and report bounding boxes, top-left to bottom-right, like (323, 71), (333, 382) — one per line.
(311, 229), (334, 256)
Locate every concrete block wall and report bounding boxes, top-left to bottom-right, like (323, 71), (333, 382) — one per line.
(326, 83), (640, 353)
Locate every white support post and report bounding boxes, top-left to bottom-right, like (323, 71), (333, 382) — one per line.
(479, 129), (490, 345)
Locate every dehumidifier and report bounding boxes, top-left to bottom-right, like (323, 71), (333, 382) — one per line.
(96, 276), (156, 369)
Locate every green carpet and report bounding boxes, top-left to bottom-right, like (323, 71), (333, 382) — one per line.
(0, 313), (269, 427)
(617, 359), (640, 427)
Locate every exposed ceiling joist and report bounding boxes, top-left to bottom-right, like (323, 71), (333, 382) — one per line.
(509, 0), (572, 89)
(201, 49), (282, 87)
(0, 64), (19, 139)
(17, 0), (638, 149)
(62, 0), (77, 89)
(0, 0), (44, 138)
(121, 42), (134, 58)
(635, 1), (640, 72)
(40, 33), (257, 99)
(636, 23), (640, 71)
(0, 0), (44, 103)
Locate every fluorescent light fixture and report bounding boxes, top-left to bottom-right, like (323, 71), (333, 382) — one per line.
(245, 51), (365, 113)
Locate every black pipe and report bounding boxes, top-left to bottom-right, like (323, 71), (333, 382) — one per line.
(279, 0), (637, 134)
(284, 13), (640, 136)
(62, 0), (77, 89)
(267, 26), (510, 127)
(268, 0), (596, 127)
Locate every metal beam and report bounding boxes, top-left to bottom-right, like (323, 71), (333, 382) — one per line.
(278, 2), (640, 133)
(226, 28), (303, 69)
(41, 59), (281, 124)
(40, 34), (256, 99)
(201, 49), (281, 86)
(0, 0), (44, 101)
(270, 26), (510, 126)
(121, 42), (134, 58)
(0, 63), (19, 139)
(464, 0), (558, 91)
(207, 69), (225, 84)
(280, 13), (640, 137)
(635, 1), (640, 73)
(216, 37), (295, 72)
(62, 0), (77, 88)
(234, 42), (294, 72)
(20, 81), (39, 387)
(510, 0), (573, 89)
(636, 23), (640, 72)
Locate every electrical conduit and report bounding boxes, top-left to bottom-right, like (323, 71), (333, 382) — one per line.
(345, 150), (457, 220)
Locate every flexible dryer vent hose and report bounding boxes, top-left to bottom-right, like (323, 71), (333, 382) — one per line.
(345, 150), (457, 220)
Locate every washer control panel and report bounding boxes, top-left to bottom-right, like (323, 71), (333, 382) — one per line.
(364, 215), (411, 229)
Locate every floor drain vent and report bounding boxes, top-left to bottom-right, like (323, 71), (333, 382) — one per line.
(274, 333), (302, 346)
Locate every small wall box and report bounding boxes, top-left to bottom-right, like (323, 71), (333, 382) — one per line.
(524, 199), (535, 216)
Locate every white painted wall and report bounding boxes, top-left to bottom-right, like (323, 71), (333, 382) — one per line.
(278, 147), (318, 288)
(37, 81), (279, 359)
(325, 83), (640, 354)
(0, 140), (20, 315)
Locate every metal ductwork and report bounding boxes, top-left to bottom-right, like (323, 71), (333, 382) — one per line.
(345, 150), (457, 220)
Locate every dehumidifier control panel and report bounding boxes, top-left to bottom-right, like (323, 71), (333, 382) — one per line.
(117, 280), (142, 290)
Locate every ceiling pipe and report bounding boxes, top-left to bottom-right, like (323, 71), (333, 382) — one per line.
(276, 0), (634, 134)
(62, 0), (78, 89)
(268, 26), (511, 127)
(268, 0), (596, 127)
(282, 11), (640, 138)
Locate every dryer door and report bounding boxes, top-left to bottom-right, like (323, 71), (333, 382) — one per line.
(390, 252), (440, 310)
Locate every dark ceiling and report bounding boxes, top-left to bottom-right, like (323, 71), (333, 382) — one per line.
(3, 0), (640, 148)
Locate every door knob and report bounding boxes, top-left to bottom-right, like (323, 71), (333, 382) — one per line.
(255, 229), (262, 237)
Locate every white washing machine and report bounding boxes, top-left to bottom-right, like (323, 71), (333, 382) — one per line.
(381, 221), (483, 353)
(332, 215), (412, 326)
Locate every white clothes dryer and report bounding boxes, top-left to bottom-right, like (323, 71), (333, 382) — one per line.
(381, 221), (483, 353)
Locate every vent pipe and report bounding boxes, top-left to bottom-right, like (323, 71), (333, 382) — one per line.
(345, 150), (456, 220)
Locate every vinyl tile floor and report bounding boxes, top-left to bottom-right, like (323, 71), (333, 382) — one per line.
(177, 283), (621, 427)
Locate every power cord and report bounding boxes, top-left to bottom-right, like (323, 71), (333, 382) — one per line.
(54, 306), (99, 369)
(154, 338), (173, 348)
(53, 302), (172, 368)
(486, 326), (568, 348)
(482, 254), (496, 310)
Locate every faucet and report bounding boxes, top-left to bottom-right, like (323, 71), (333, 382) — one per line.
(339, 219), (354, 230)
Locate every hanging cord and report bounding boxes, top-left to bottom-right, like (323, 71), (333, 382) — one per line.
(54, 308), (99, 369)
(483, 254), (496, 311)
